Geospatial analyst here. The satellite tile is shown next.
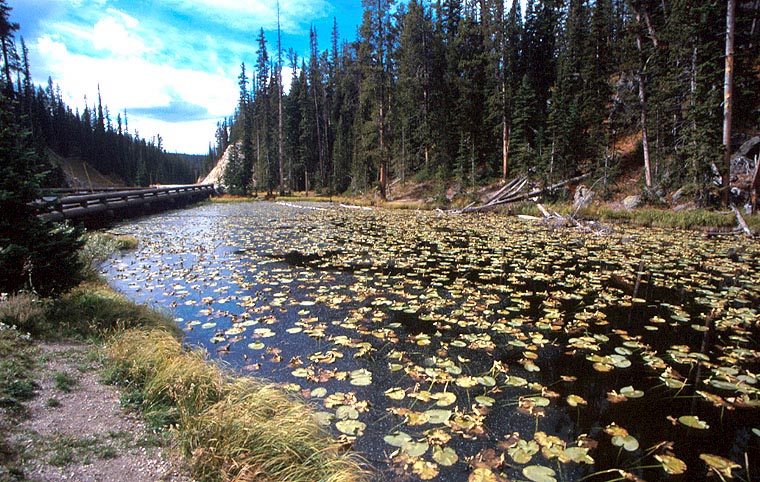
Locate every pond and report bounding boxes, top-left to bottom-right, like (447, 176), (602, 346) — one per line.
(102, 201), (760, 482)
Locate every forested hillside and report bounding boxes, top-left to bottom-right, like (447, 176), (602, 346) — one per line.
(219, 0), (759, 205)
(0, 1), (201, 188)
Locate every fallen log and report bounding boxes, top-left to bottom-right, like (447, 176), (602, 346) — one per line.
(460, 173), (590, 213)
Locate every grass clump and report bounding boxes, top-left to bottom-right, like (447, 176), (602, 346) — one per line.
(0, 314), (38, 417)
(78, 232), (139, 280)
(53, 372), (78, 393)
(105, 328), (369, 482)
(0, 292), (47, 337)
(45, 281), (181, 340)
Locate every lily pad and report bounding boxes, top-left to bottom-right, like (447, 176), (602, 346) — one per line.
(522, 465), (557, 482)
(678, 415), (709, 430)
(655, 454), (687, 475)
(699, 454), (740, 478)
(335, 419), (365, 436)
(384, 431), (413, 447)
(432, 446), (459, 466)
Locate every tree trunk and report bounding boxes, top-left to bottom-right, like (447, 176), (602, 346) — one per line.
(723, 0), (736, 207)
(635, 14), (653, 189)
(277, 1), (285, 196)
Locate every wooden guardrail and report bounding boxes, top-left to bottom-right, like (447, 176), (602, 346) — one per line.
(35, 184), (216, 223)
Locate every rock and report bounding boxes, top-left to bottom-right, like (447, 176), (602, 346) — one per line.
(673, 202), (696, 212)
(671, 187), (685, 203)
(622, 195), (641, 210)
(573, 185), (594, 210)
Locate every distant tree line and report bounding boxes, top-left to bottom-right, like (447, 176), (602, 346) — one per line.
(1, 0), (198, 296)
(220, 0), (759, 204)
(0, 2), (200, 188)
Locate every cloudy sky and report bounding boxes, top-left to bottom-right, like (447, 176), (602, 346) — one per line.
(9, 0), (365, 154)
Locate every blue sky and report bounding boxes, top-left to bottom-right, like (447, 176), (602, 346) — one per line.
(9, 0), (366, 154)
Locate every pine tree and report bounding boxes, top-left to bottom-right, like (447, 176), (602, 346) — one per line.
(0, 0), (19, 95)
(356, 0), (396, 199)
(0, 92), (84, 295)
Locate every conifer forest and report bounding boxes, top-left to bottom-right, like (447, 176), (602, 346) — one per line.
(218, 0), (759, 206)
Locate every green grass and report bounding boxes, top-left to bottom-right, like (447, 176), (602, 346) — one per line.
(44, 281), (182, 340)
(53, 372), (78, 393)
(0, 323), (38, 417)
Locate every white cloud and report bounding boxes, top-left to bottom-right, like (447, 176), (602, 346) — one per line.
(93, 14), (147, 57)
(33, 32), (238, 153)
(160, 0), (332, 34)
(129, 117), (221, 154)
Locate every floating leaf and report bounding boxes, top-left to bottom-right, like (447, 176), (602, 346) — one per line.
(678, 415), (709, 430)
(313, 411), (333, 426)
(432, 446), (459, 466)
(335, 419), (365, 436)
(476, 395), (495, 407)
(385, 387), (406, 400)
(384, 431), (412, 447)
(611, 435), (639, 452)
(619, 386), (644, 398)
(562, 446), (594, 464)
(335, 405), (359, 420)
(655, 454), (687, 475)
(566, 394), (587, 407)
(508, 439), (539, 464)
(699, 454), (740, 478)
(425, 409), (453, 424)
(349, 368), (372, 386)
(431, 391), (457, 407)
(247, 341), (265, 350)
(522, 465), (557, 482)
(469, 467), (502, 482)
(412, 459), (439, 480)
(311, 387), (327, 398)
(403, 440), (430, 457)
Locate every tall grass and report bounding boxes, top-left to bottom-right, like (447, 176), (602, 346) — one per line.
(45, 282), (181, 340)
(106, 328), (369, 482)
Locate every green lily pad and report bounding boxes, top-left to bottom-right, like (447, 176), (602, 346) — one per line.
(335, 405), (359, 420)
(431, 446), (458, 466)
(678, 415), (709, 430)
(335, 419), (365, 436)
(384, 387), (406, 400)
(699, 454), (740, 477)
(403, 440), (429, 457)
(349, 368), (372, 386)
(611, 434), (639, 452)
(384, 431), (412, 447)
(424, 409), (452, 424)
(620, 386), (644, 398)
(655, 454), (687, 475)
(247, 341), (265, 350)
(522, 465), (557, 482)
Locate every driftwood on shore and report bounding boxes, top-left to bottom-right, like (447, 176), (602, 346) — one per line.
(456, 173), (590, 214)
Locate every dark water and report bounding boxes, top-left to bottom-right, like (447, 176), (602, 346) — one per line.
(103, 202), (760, 481)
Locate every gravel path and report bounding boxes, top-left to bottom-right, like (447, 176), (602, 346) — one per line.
(11, 342), (193, 482)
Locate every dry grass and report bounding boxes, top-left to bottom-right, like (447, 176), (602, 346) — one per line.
(105, 329), (369, 482)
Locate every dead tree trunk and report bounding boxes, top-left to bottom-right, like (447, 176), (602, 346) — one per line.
(723, 0), (737, 207)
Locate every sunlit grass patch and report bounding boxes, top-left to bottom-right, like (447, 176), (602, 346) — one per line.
(45, 282), (181, 340)
(105, 328), (369, 482)
(0, 292), (47, 336)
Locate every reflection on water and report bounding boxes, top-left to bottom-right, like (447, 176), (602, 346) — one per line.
(104, 201), (760, 481)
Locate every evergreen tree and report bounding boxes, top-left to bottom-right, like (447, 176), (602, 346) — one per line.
(0, 92), (84, 295)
